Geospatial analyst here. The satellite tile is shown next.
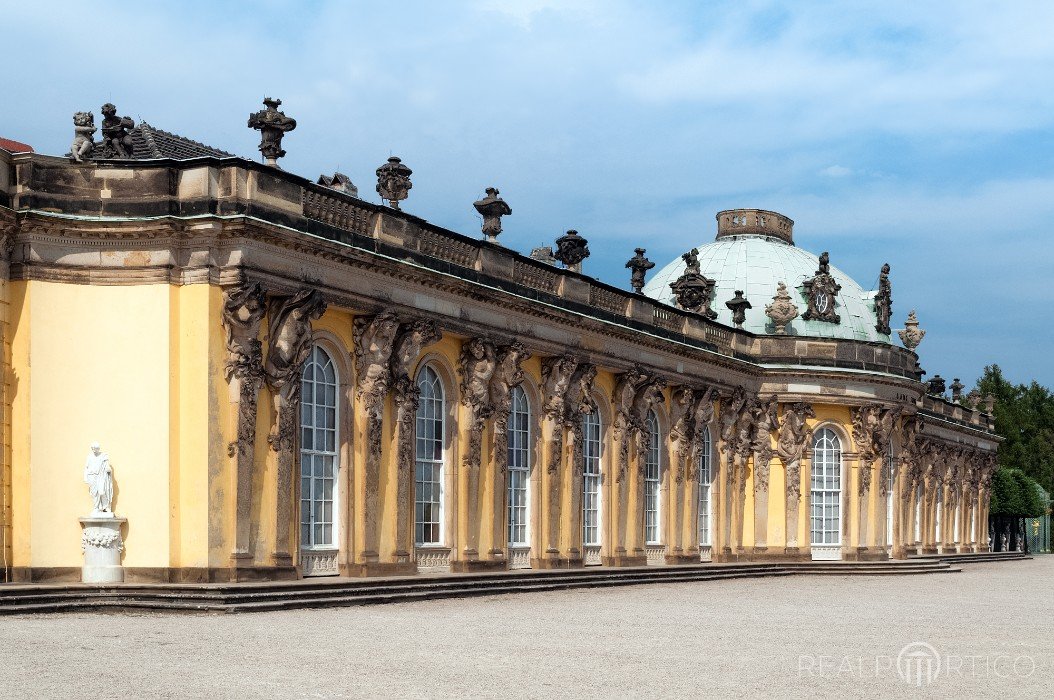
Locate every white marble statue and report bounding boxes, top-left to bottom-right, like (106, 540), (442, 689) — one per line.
(83, 442), (114, 516)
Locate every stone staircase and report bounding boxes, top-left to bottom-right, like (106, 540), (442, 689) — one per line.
(0, 559), (957, 615)
(908, 550), (1033, 565)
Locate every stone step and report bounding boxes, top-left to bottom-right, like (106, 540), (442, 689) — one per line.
(0, 559), (962, 615)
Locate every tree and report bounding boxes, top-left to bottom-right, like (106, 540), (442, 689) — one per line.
(975, 365), (1054, 495)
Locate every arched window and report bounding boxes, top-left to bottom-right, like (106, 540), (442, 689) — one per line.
(582, 409), (602, 547)
(415, 365), (445, 546)
(935, 484), (943, 542)
(506, 386), (531, 547)
(698, 426), (713, 548)
(810, 428), (842, 547)
(644, 411), (662, 545)
(300, 346), (338, 551)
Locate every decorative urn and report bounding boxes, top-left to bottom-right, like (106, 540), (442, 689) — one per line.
(247, 98), (297, 167)
(553, 230), (590, 272)
(898, 310), (926, 350)
(473, 187), (512, 243)
(376, 156), (413, 209)
(764, 281), (799, 334)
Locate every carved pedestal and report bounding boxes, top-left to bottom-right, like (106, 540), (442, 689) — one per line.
(80, 516), (126, 583)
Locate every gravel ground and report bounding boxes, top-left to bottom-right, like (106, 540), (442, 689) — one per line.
(1, 558), (1051, 699)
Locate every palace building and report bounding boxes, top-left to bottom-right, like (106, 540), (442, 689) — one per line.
(0, 101), (1001, 583)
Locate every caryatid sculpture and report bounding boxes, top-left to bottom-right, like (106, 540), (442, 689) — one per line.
(248, 97), (297, 167)
(84, 442), (114, 516)
(473, 187), (512, 243)
(100, 103), (135, 159)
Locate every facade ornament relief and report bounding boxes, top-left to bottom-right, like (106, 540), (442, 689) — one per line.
(898, 310), (926, 350)
(69, 111), (96, 162)
(564, 362), (599, 475)
(725, 290), (752, 329)
(376, 156), (413, 209)
(100, 103), (135, 159)
(688, 388), (716, 481)
(631, 375), (667, 472)
(801, 251), (842, 323)
(874, 263), (892, 335)
(554, 230), (590, 272)
(473, 187), (512, 243)
(625, 248), (655, 294)
(669, 248), (717, 318)
(764, 281), (799, 335)
(84, 442), (114, 517)
(248, 97), (297, 167)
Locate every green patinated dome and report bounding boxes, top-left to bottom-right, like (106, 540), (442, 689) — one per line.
(642, 209), (890, 342)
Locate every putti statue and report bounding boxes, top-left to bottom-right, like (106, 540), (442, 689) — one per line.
(553, 230), (590, 272)
(669, 248), (717, 318)
(898, 310), (926, 350)
(376, 156), (412, 209)
(624, 248), (655, 294)
(84, 442), (114, 516)
(765, 281), (799, 334)
(874, 263), (892, 335)
(801, 251), (841, 323)
(473, 187), (512, 243)
(725, 290), (752, 328)
(100, 103), (135, 159)
(248, 97), (297, 167)
(69, 112), (96, 163)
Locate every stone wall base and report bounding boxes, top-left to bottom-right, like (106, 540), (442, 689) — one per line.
(450, 559), (508, 573)
(664, 554), (700, 565)
(602, 555), (647, 567)
(531, 556), (584, 570)
(6, 566), (301, 584)
(345, 561), (418, 577)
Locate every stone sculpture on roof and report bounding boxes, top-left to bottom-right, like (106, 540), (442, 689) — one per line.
(248, 97), (296, 167)
(100, 103), (135, 159)
(625, 248), (655, 294)
(801, 251), (841, 324)
(473, 187), (512, 243)
(669, 248), (717, 318)
(376, 156), (412, 209)
(875, 263), (892, 335)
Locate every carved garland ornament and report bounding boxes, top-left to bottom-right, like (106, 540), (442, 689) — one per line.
(776, 402), (815, 502)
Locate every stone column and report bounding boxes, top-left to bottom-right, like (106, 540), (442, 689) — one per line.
(857, 456), (873, 555)
(352, 312), (400, 573)
(221, 281), (267, 576)
(537, 355), (578, 568)
(750, 398), (777, 558)
(265, 288), (327, 574)
(777, 402), (814, 560)
(456, 338), (498, 570)
(562, 363), (596, 565)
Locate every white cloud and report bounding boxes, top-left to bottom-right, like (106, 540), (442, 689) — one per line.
(821, 165), (852, 178)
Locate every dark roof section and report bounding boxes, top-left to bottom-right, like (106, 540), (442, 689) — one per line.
(0, 137), (34, 153)
(129, 122), (235, 160)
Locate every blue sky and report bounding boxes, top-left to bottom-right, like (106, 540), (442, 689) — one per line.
(5, 1), (1053, 388)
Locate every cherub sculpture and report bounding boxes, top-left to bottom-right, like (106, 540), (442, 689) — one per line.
(70, 112), (96, 163)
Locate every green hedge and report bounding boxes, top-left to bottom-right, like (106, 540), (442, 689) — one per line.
(990, 468), (1046, 517)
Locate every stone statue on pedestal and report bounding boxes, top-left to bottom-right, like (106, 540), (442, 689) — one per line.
(84, 442), (114, 516)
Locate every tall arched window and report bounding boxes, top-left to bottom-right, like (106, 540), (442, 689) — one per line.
(415, 365), (445, 546)
(300, 346), (338, 552)
(644, 411), (662, 545)
(935, 485), (943, 543)
(582, 409), (602, 548)
(810, 428), (842, 549)
(506, 386), (531, 547)
(698, 425), (713, 548)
